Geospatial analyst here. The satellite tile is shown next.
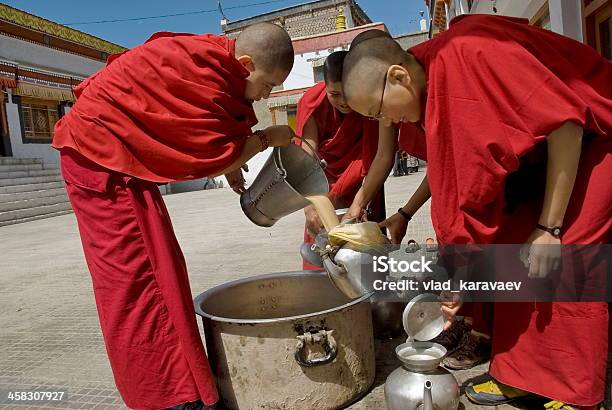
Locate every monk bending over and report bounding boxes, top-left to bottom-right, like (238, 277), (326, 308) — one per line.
(52, 23), (295, 410)
(342, 14), (611, 410)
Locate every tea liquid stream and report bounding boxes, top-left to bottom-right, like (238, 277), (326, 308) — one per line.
(305, 194), (339, 232)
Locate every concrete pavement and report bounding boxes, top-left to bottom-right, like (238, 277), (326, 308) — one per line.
(0, 170), (609, 409)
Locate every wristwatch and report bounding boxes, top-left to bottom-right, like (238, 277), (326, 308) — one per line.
(397, 208), (412, 222)
(253, 130), (269, 152)
(536, 223), (562, 238)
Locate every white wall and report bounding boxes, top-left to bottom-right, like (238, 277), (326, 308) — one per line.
(467, 0), (583, 41)
(548, 0), (583, 41)
(284, 46), (346, 90)
(470, 0), (547, 19)
(0, 35), (105, 77)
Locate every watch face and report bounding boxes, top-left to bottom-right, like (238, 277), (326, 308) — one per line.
(553, 227), (561, 237)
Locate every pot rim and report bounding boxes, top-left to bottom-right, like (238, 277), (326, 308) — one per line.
(194, 271), (373, 324)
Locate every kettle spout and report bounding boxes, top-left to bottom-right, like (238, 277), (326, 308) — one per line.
(423, 380), (434, 410)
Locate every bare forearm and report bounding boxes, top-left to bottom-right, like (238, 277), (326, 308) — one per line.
(301, 117), (319, 157)
(354, 156), (394, 208)
(353, 124), (397, 208)
(539, 122), (583, 227)
(401, 175), (430, 215)
(211, 135), (261, 177)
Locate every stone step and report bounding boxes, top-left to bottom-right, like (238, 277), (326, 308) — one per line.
(0, 187), (66, 203)
(0, 193), (69, 213)
(0, 181), (64, 194)
(0, 163), (44, 172)
(0, 201), (73, 223)
(0, 157), (43, 166)
(0, 209), (73, 227)
(0, 168), (61, 180)
(0, 174), (64, 187)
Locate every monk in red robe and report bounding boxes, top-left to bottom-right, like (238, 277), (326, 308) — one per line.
(52, 23), (295, 410)
(296, 50), (383, 270)
(342, 15), (610, 409)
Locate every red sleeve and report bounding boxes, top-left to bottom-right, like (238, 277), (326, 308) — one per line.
(328, 159), (364, 206)
(296, 82), (328, 137)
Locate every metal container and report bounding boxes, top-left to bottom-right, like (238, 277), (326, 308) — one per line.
(308, 226), (405, 339)
(194, 271), (376, 410)
(240, 144), (328, 227)
(384, 293), (460, 410)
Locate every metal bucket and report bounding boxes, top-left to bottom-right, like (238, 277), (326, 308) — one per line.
(240, 143), (328, 227)
(194, 271), (375, 410)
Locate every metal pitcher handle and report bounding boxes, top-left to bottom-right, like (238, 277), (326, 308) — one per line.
(294, 329), (337, 367)
(299, 138), (327, 169)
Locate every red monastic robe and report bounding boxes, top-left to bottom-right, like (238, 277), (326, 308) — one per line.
(53, 33), (258, 409)
(53, 33), (257, 182)
(296, 82), (383, 270)
(408, 15), (611, 406)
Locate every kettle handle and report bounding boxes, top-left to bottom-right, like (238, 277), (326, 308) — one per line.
(298, 138), (327, 169)
(294, 330), (337, 367)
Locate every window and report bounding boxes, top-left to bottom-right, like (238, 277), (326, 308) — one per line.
(594, 4), (611, 59)
(19, 98), (59, 142)
(313, 65), (325, 82)
(286, 106), (297, 131)
(584, 1), (611, 60)
(1, 93), (9, 156)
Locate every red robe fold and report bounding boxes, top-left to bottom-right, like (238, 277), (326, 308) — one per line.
(409, 15), (611, 405)
(398, 122), (427, 162)
(53, 33), (257, 182)
(296, 82), (383, 269)
(61, 148), (219, 409)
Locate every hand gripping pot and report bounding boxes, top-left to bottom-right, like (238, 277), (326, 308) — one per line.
(384, 293), (460, 410)
(240, 143), (328, 227)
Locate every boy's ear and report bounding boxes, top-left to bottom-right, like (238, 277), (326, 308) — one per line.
(387, 65), (411, 87)
(236, 55), (256, 72)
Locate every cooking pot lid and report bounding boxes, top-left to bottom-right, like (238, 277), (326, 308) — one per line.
(402, 293), (445, 341)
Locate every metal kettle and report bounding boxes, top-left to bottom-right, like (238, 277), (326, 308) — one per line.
(384, 294), (460, 410)
(306, 220), (386, 299)
(304, 222), (406, 338)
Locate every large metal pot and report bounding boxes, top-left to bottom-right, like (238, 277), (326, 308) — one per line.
(194, 271), (375, 410)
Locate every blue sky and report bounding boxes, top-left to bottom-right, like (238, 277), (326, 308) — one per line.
(3, 0), (429, 48)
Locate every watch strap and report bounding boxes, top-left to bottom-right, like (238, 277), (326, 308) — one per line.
(397, 208), (412, 222)
(536, 223), (562, 238)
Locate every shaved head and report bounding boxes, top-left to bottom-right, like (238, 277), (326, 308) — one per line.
(342, 36), (415, 116)
(236, 23), (294, 74)
(323, 51), (347, 84)
(350, 29), (391, 48)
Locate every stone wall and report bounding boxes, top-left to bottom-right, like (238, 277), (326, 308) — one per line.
(224, 0), (366, 39)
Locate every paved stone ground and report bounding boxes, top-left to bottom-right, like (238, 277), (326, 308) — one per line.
(0, 169), (610, 410)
